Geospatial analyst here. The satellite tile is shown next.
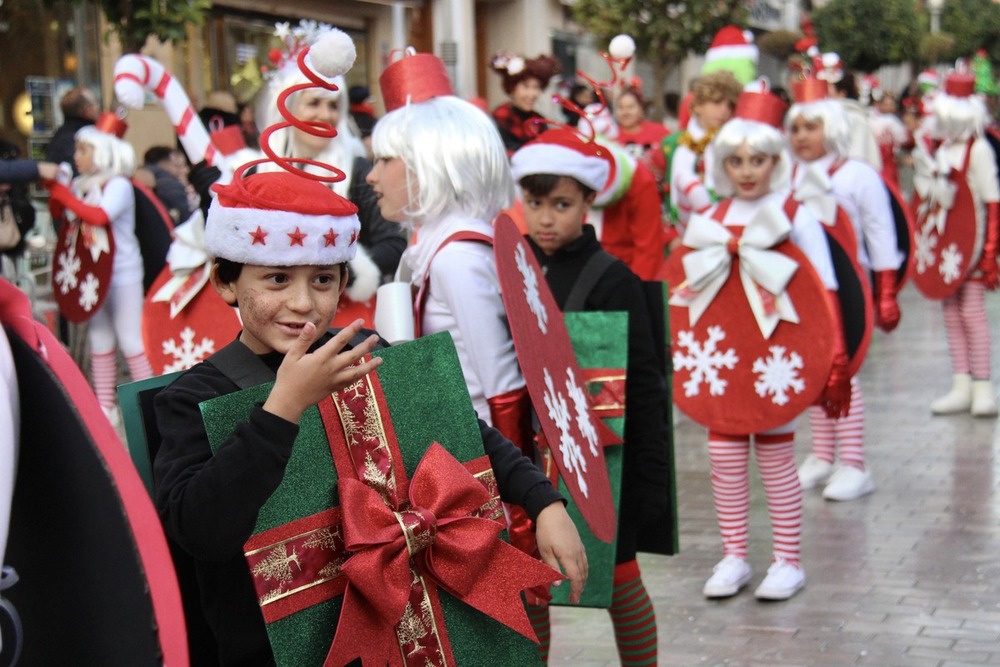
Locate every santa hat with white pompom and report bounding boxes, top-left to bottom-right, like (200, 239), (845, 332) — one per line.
(205, 27), (361, 267)
(702, 25), (759, 85)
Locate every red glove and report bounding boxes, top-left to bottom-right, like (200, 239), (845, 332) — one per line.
(873, 269), (901, 332)
(819, 290), (851, 419)
(978, 201), (1000, 290)
(45, 181), (111, 227)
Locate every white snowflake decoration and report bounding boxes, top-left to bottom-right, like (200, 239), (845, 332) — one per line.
(543, 367), (589, 497)
(78, 272), (100, 312)
(752, 346), (805, 406)
(938, 243), (964, 284)
(673, 326), (739, 397)
(514, 244), (548, 334)
(54, 243), (81, 295)
(914, 226), (938, 275)
(162, 326), (217, 373)
(565, 367), (599, 457)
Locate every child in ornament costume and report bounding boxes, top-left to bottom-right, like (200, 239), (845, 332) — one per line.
(664, 88), (850, 601)
(510, 127), (669, 665)
(258, 20), (406, 327)
(491, 52), (562, 154)
(663, 70), (743, 230)
(786, 81), (903, 501)
(915, 71), (1000, 417)
(46, 114), (154, 422)
(368, 45), (587, 603)
(154, 34), (585, 665)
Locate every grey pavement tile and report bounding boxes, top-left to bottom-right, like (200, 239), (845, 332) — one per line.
(548, 288), (1000, 665)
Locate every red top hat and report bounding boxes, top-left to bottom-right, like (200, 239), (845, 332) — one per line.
(380, 50), (454, 112)
(209, 125), (247, 156)
(734, 90), (788, 129)
(944, 71), (975, 98)
(790, 77), (828, 104)
(94, 112), (128, 139)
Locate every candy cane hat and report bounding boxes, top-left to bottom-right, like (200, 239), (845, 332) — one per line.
(205, 28), (361, 266)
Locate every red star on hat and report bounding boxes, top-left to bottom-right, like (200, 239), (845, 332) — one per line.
(323, 229), (339, 247)
(249, 226), (268, 245)
(288, 227), (307, 246)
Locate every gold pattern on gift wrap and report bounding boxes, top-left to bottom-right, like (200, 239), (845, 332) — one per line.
(586, 372), (626, 413)
(395, 571), (446, 663)
(333, 377), (398, 504)
(473, 470), (504, 521)
(246, 524), (348, 607)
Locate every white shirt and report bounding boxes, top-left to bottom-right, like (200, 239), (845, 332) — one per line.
(73, 174), (142, 286)
(793, 154), (902, 272)
(403, 212), (525, 422)
(670, 118), (717, 227)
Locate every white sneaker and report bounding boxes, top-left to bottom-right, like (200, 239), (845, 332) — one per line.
(931, 374), (972, 414)
(754, 559), (805, 600)
(703, 555), (752, 598)
(971, 380), (999, 418)
(798, 454), (834, 490)
(822, 466), (875, 501)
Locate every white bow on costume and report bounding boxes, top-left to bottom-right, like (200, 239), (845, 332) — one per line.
(794, 164), (837, 226)
(912, 149), (956, 235)
(151, 210), (213, 319)
(670, 204), (800, 339)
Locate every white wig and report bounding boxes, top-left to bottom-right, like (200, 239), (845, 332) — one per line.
(711, 118), (790, 197)
(785, 99), (852, 157)
(74, 126), (136, 178)
(257, 72), (365, 197)
(371, 95), (513, 222)
(932, 91), (988, 141)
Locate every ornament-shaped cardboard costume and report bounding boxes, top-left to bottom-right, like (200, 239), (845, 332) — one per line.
(665, 202), (836, 434)
(494, 215), (618, 544)
(0, 279), (187, 665)
(143, 211), (242, 375)
(911, 71), (984, 300)
(52, 215), (115, 322)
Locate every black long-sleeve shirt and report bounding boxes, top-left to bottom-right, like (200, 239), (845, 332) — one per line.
(528, 226), (671, 562)
(153, 332), (561, 666)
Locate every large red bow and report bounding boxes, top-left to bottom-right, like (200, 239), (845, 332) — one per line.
(325, 442), (563, 667)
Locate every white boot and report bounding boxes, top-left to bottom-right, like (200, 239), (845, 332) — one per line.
(971, 380), (999, 418)
(931, 374), (972, 415)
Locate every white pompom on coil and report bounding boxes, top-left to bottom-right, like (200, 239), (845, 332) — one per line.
(308, 27), (357, 78)
(608, 34), (636, 60)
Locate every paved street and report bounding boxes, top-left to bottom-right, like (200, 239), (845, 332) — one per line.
(549, 285), (1000, 666)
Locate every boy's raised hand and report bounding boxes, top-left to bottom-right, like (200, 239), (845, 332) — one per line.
(264, 319), (383, 424)
(534, 502), (588, 603)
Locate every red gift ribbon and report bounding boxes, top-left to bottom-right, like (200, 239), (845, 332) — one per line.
(582, 367), (626, 419)
(244, 361), (562, 667)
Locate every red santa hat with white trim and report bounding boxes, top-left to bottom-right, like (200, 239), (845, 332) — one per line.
(205, 27), (361, 266)
(510, 127), (611, 193)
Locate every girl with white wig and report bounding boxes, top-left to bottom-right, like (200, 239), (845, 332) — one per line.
(367, 49), (587, 621)
(258, 22), (406, 319)
(45, 114), (154, 424)
(921, 71), (1000, 417)
(785, 82), (903, 502)
(677, 88), (847, 603)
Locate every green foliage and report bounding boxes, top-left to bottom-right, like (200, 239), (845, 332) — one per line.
(812, 0), (921, 72)
(569, 0), (748, 69)
(920, 33), (956, 65)
(941, 0), (1000, 63)
(50, 0), (211, 53)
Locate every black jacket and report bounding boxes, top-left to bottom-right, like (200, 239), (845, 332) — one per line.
(527, 226), (671, 562)
(44, 116), (93, 171)
(153, 331), (561, 666)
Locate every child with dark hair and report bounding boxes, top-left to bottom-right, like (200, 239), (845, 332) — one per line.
(511, 128), (670, 666)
